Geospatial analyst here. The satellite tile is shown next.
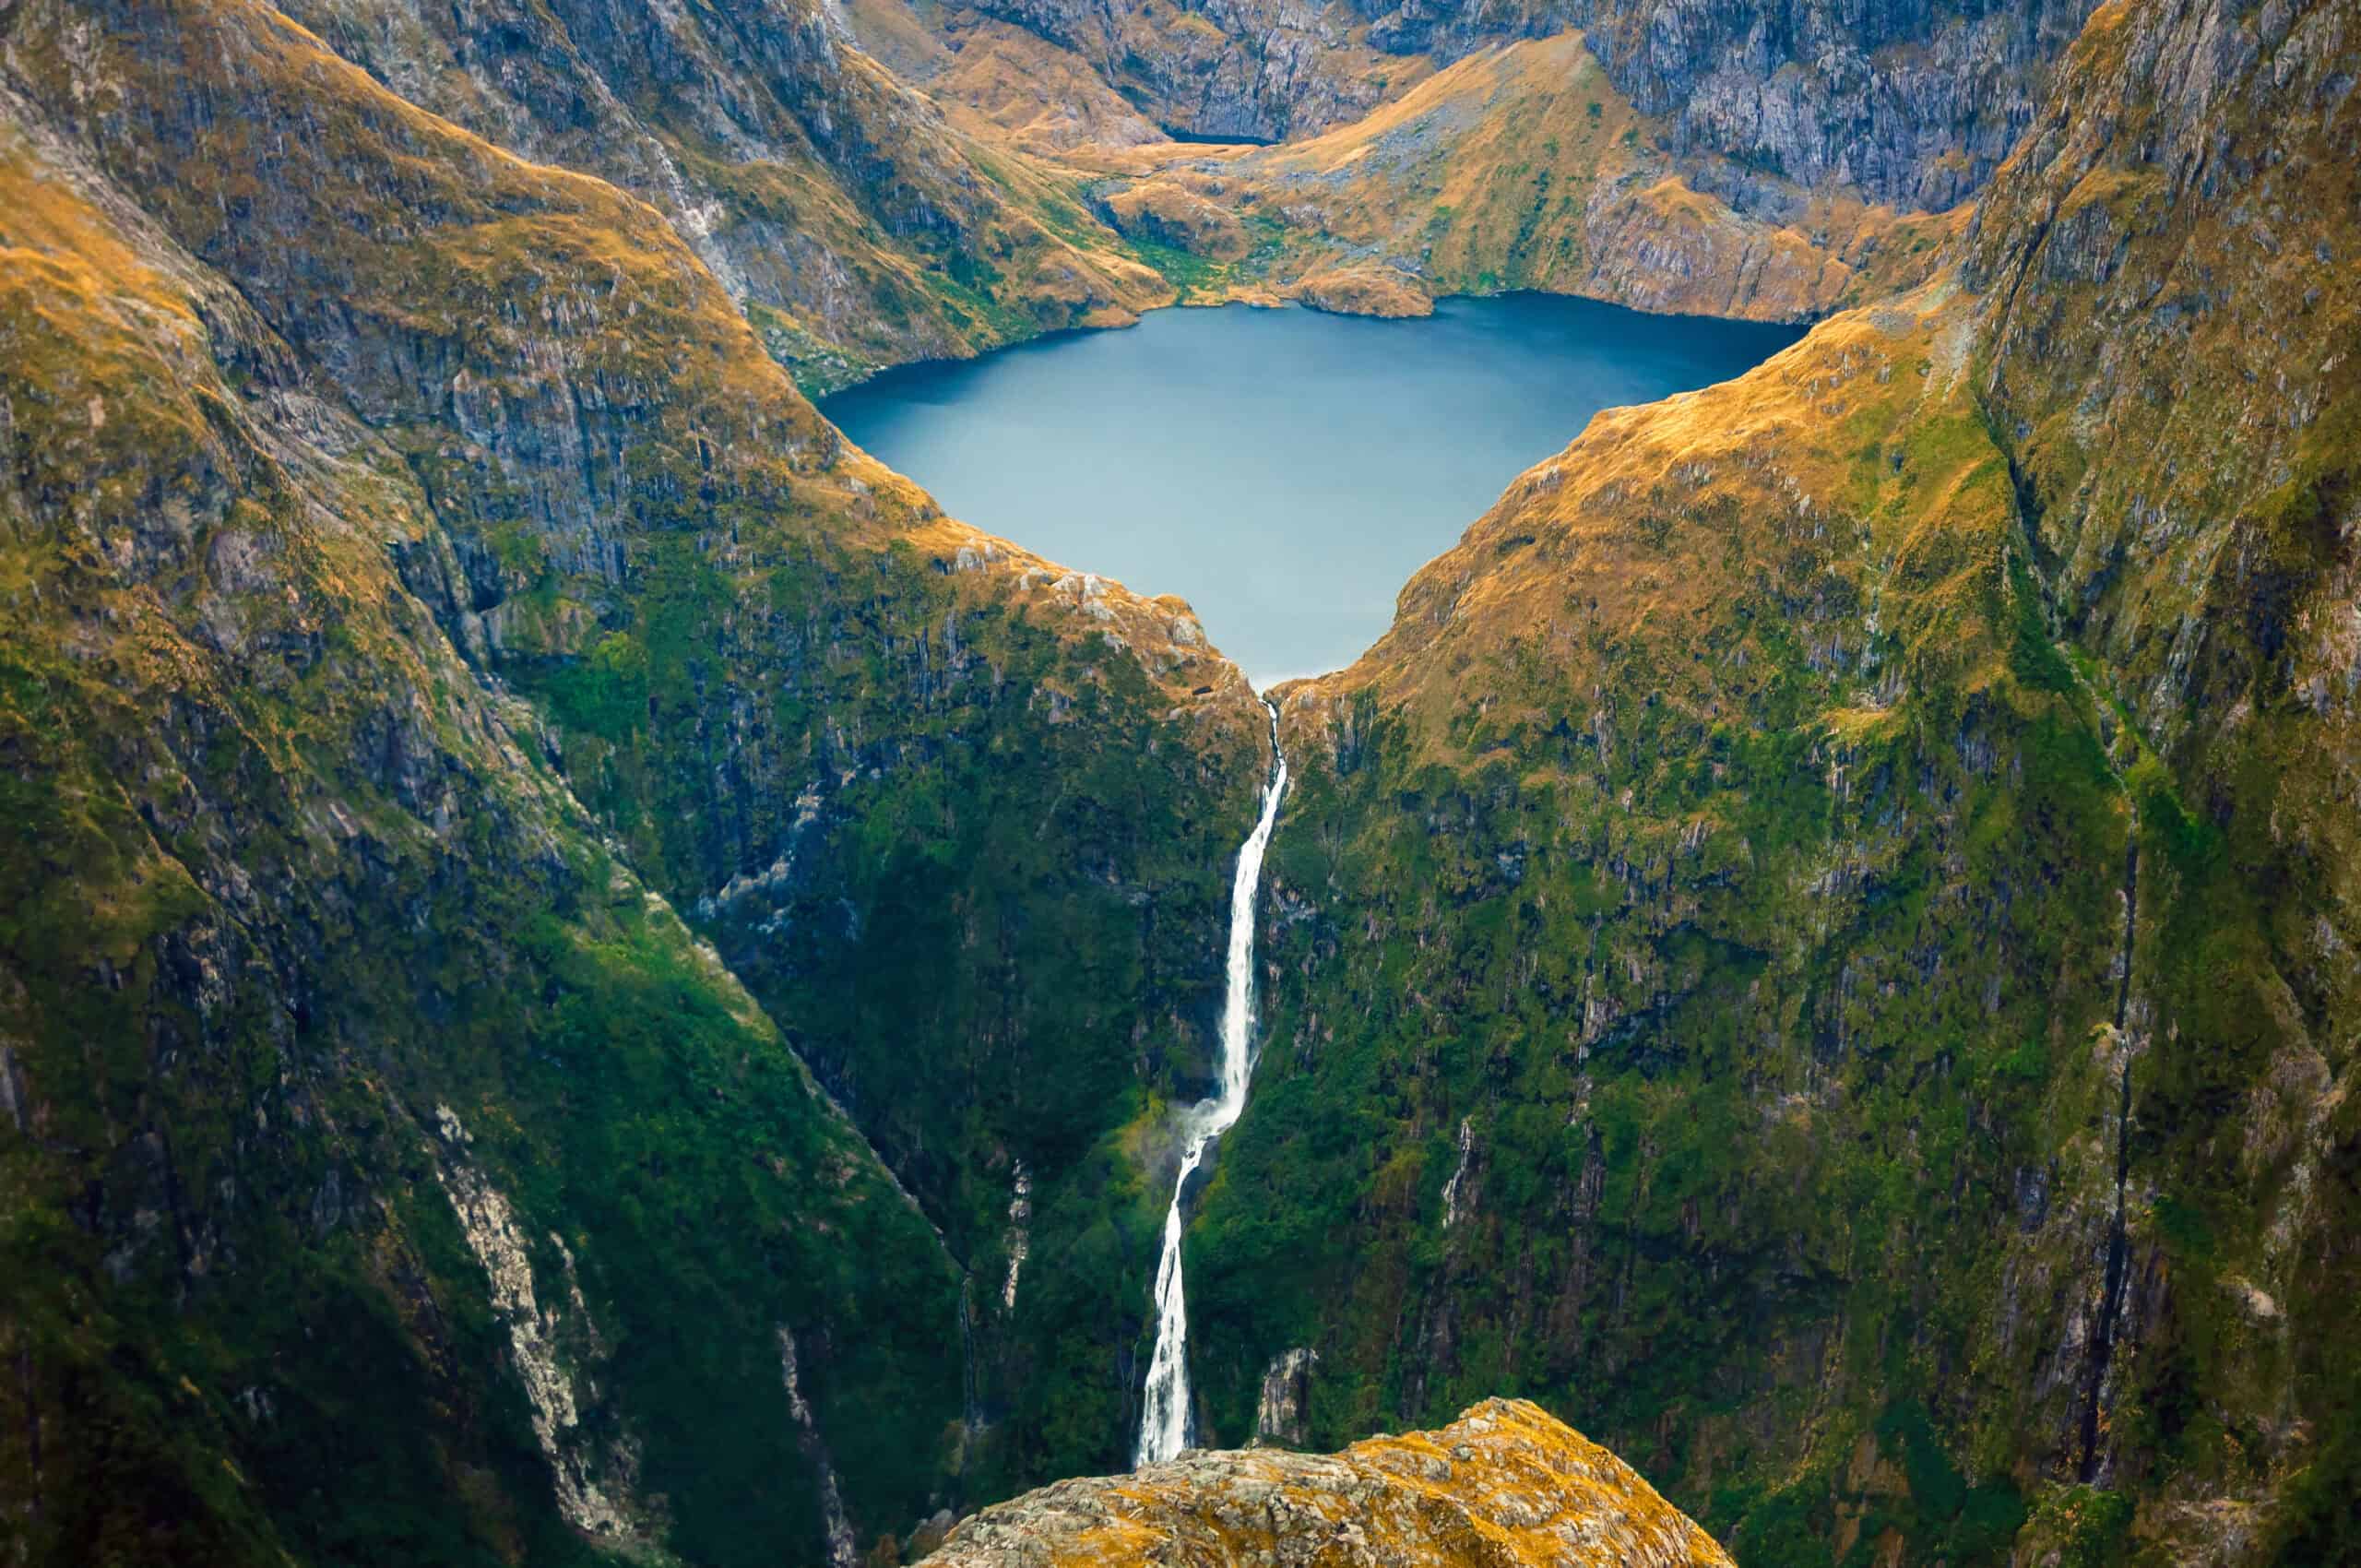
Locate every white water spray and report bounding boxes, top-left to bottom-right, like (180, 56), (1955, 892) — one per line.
(1135, 702), (1288, 1467)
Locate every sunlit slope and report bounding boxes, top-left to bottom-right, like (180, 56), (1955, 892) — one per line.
(1082, 37), (1964, 322)
(930, 1398), (1734, 1567)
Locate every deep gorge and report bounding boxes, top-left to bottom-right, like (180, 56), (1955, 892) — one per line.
(2, 0), (2357, 1561)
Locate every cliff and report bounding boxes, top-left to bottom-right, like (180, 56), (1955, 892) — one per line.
(261, 0), (1180, 392)
(1078, 34), (1966, 324)
(882, 0), (2091, 222)
(0, 0), (1272, 1558)
(925, 1397), (1735, 1567)
(1157, 0), (2361, 1562)
(1567, 0), (2097, 215)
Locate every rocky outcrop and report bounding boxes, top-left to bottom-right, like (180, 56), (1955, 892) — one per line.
(433, 1106), (641, 1542)
(780, 1326), (860, 1568)
(1293, 262), (1435, 315)
(1001, 1161), (1034, 1311)
(926, 1398), (1735, 1566)
(1253, 1348), (1318, 1445)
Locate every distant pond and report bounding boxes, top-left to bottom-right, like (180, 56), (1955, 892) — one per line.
(825, 295), (1804, 685)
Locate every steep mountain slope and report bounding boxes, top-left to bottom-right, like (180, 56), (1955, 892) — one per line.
(929, 1397), (1734, 1566)
(267, 0), (1180, 392)
(0, 81), (965, 1566)
(0, 0), (1274, 1559)
(883, 15), (1170, 155)
(879, 0), (2092, 220)
(1154, 0), (2361, 1562)
(1078, 34), (1965, 322)
(1569, 0), (2098, 214)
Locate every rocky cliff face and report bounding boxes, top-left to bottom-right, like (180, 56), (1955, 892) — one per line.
(906, 0), (2092, 220)
(1077, 34), (1964, 324)
(0, 0), (1273, 1560)
(926, 1397), (1735, 1567)
(933, 0), (1423, 143)
(0, 64), (967, 1560)
(1568, 0), (2098, 213)
(1161, 0), (2359, 1563)
(265, 0), (1178, 391)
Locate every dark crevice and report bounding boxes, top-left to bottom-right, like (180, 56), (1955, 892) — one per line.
(1984, 385), (2145, 1487)
(2077, 830), (2140, 1482)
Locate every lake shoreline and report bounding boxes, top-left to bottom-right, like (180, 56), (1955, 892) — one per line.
(813, 283), (1819, 399)
(825, 296), (1802, 685)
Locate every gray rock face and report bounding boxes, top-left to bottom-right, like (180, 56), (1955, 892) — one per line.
(1572, 0), (2099, 211)
(1252, 1347), (1317, 1446)
(961, 0), (2091, 213)
(962, 0), (1410, 140)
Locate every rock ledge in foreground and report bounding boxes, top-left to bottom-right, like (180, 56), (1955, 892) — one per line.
(924, 1397), (1735, 1567)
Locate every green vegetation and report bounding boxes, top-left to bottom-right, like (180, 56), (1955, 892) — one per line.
(1191, 612), (2130, 1556)
(8, 0), (2361, 1563)
(0, 6), (1257, 1561)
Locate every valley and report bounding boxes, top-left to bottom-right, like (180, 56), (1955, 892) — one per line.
(1, 0), (2355, 1562)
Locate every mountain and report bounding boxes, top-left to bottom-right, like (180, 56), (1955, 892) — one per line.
(4, 0), (2356, 1558)
(0, 0), (1272, 1559)
(869, 0), (2093, 216)
(857, 0), (2094, 331)
(266, 0), (1183, 391)
(1166, 0), (2358, 1561)
(1073, 33), (1968, 324)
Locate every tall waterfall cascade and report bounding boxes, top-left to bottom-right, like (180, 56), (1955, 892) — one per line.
(1135, 703), (1288, 1467)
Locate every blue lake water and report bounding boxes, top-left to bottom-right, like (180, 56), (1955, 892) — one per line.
(825, 295), (1802, 685)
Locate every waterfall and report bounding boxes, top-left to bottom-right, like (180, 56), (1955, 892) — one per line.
(1135, 701), (1288, 1467)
